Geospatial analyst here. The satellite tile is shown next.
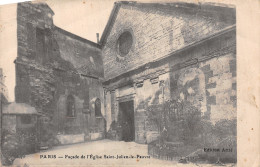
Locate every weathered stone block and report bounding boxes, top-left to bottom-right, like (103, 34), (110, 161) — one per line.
(207, 96), (216, 105)
(230, 96), (237, 107)
(229, 59), (236, 77)
(216, 91), (232, 105)
(204, 70), (213, 83)
(200, 64), (210, 72)
(210, 104), (236, 123)
(232, 83), (236, 90)
(206, 82), (216, 89)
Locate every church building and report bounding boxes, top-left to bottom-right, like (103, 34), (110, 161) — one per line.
(100, 2), (236, 144)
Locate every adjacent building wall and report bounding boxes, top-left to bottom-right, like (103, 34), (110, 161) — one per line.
(15, 2), (105, 144)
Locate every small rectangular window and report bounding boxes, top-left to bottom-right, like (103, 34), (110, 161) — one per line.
(21, 115), (32, 124)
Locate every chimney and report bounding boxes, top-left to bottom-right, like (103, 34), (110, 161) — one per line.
(96, 33), (100, 43)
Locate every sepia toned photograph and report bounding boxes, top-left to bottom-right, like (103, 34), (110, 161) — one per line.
(0, 0), (259, 166)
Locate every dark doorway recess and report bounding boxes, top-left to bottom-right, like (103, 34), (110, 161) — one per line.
(119, 100), (135, 142)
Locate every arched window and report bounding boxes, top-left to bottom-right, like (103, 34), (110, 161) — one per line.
(95, 98), (101, 117)
(67, 95), (75, 117)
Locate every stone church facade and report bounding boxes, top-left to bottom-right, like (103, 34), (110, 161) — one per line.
(15, 1), (236, 145)
(101, 2), (236, 144)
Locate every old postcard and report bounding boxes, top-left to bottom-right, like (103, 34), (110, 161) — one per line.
(0, 0), (259, 166)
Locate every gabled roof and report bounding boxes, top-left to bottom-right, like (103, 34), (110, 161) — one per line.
(99, 1), (236, 47)
(99, 1), (122, 46)
(54, 26), (102, 49)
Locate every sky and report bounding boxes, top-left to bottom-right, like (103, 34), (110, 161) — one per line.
(0, 0), (115, 101)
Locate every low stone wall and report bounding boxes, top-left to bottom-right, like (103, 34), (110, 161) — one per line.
(90, 132), (103, 140)
(56, 134), (84, 145)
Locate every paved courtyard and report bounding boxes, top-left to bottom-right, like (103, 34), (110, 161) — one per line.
(13, 140), (236, 167)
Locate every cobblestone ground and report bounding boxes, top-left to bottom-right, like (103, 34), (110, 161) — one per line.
(13, 140), (236, 167)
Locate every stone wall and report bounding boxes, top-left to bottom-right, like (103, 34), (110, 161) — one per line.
(102, 2), (236, 144)
(104, 27), (236, 144)
(102, 2), (235, 80)
(15, 2), (105, 143)
(169, 29), (236, 123)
